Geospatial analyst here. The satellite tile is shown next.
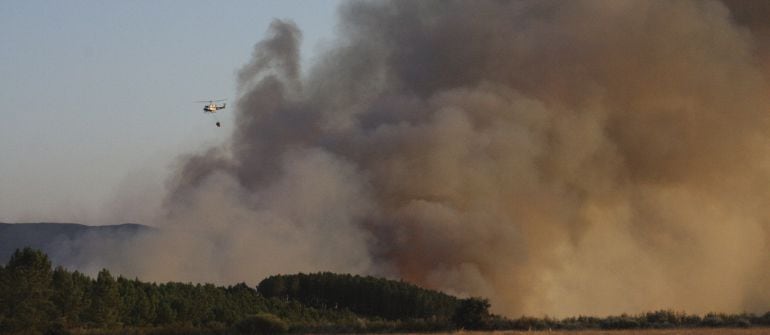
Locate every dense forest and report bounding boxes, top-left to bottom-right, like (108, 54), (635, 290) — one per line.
(0, 248), (488, 334)
(257, 273), (461, 320)
(2, 248), (770, 334)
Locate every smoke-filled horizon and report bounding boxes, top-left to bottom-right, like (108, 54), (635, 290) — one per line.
(68, 0), (770, 317)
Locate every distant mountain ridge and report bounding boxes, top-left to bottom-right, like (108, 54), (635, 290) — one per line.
(0, 222), (155, 264)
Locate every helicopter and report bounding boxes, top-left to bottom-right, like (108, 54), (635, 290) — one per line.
(198, 99), (226, 113)
(196, 99), (226, 127)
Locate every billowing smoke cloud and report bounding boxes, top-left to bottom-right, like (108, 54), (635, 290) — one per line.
(88, 0), (770, 317)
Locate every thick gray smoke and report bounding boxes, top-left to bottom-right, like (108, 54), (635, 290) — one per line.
(104, 0), (770, 316)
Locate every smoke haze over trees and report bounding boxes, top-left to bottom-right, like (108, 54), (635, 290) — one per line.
(0, 249), (489, 333)
(4, 249), (770, 334)
(33, 0), (770, 317)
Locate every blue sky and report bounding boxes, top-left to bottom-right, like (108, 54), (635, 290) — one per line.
(0, 1), (340, 224)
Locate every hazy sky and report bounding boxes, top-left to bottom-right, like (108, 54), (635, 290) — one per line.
(0, 1), (339, 224)
(5, 0), (770, 317)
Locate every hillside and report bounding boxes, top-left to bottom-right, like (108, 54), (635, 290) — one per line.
(0, 222), (154, 264)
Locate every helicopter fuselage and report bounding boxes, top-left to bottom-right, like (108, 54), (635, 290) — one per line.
(203, 103), (226, 113)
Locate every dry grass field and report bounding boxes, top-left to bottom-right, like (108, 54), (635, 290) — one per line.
(398, 329), (770, 335)
(489, 330), (770, 335)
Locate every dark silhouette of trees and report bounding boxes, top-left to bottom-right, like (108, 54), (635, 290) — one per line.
(234, 313), (288, 334)
(0, 248), (55, 333)
(51, 266), (87, 327)
(452, 297), (491, 329)
(88, 269), (120, 328)
(257, 272), (460, 321)
(4, 249), (770, 334)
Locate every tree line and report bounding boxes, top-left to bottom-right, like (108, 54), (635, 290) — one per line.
(2, 247), (770, 334)
(496, 310), (770, 331)
(257, 272), (462, 320)
(0, 248), (489, 334)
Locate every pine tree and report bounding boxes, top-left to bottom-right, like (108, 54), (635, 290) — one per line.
(0, 248), (55, 332)
(52, 266), (86, 326)
(88, 269), (120, 328)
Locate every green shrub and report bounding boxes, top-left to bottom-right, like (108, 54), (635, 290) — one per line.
(452, 297), (491, 330)
(234, 313), (288, 334)
(43, 321), (71, 335)
(600, 316), (640, 329)
(701, 313), (724, 327)
(736, 318), (751, 328)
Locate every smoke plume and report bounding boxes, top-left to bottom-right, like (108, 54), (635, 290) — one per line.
(103, 0), (770, 316)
